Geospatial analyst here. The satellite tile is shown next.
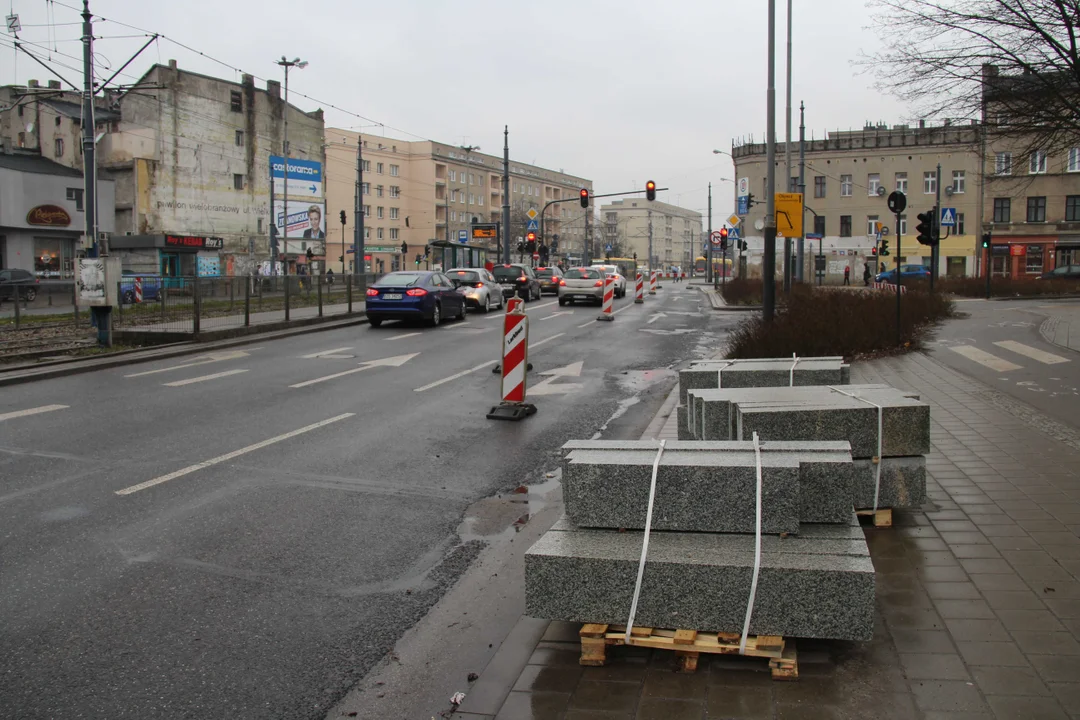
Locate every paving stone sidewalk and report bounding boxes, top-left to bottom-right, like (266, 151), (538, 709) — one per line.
(451, 350), (1080, 720)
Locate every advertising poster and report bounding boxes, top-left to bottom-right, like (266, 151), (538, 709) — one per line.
(269, 156), (324, 199)
(272, 201), (326, 240)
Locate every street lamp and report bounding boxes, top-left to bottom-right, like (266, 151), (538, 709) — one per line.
(275, 56), (307, 274)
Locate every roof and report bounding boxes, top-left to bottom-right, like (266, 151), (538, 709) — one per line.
(41, 98), (121, 123)
(0, 153), (83, 177)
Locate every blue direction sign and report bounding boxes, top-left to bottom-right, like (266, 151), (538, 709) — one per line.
(737, 196), (749, 215)
(526, 218), (539, 232)
(457, 229), (468, 244)
(940, 207), (957, 227)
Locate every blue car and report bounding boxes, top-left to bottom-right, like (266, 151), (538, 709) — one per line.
(365, 270), (468, 327)
(119, 273), (163, 303)
(875, 265), (931, 283)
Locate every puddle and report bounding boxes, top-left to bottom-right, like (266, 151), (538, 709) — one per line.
(457, 473), (561, 543)
(615, 368), (676, 392)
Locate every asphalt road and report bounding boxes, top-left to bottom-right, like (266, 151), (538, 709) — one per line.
(0, 283), (733, 719)
(923, 297), (1080, 429)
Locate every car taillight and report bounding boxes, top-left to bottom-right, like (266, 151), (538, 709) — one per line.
(518, 276), (527, 282)
(559, 280), (566, 286)
(594, 280), (603, 287)
(406, 288), (428, 297)
(366, 288), (379, 297)
(473, 283), (484, 288)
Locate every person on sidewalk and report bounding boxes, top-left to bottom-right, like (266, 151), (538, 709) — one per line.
(843, 265), (851, 286)
(863, 262), (871, 287)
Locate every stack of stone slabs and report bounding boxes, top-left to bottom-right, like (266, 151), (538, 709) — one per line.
(684, 385), (928, 509)
(523, 439), (877, 642)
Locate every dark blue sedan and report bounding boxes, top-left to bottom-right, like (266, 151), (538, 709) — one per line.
(875, 264), (931, 283)
(365, 271), (467, 327)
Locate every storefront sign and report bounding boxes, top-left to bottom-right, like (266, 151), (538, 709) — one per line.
(26, 204), (72, 227)
(1010, 244), (1026, 256)
(164, 235), (224, 250)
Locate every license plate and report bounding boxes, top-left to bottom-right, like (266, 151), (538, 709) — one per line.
(501, 285), (514, 291)
(383, 293), (402, 300)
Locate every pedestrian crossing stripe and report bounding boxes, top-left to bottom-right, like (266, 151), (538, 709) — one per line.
(993, 340), (1069, 365)
(949, 340), (1070, 372)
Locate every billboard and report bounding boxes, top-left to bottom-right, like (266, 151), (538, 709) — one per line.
(270, 156), (323, 198)
(273, 200), (325, 239)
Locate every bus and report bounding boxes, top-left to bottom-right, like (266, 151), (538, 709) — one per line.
(694, 255), (733, 278)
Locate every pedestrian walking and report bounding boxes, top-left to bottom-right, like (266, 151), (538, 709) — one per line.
(843, 265), (851, 286)
(863, 263), (871, 287)
(326, 268), (334, 285)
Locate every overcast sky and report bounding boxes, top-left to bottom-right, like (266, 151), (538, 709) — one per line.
(3, 0), (908, 220)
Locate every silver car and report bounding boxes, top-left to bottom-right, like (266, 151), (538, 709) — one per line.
(590, 264), (627, 298)
(447, 267), (504, 313)
(558, 267), (604, 306)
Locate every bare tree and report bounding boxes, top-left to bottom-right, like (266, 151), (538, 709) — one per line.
(864, 0), (1080, 157)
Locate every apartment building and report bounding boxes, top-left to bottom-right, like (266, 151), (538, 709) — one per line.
(598, 198), (702, 271)
(324, 130), (592, 273)
(732, 122), (981, 278)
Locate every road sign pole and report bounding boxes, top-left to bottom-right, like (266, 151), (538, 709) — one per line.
(706, 183), (713, 284)
(933, 163), (941, 292)
(896, 209), (902, 347)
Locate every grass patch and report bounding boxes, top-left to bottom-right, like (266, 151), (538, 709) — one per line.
(726, 286), (955, 359)
(938, 276), (1080, 298)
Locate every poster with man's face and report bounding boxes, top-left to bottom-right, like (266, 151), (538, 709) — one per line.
(273, 201), (325, 239)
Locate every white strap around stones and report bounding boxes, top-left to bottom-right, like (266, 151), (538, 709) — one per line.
(829, 386), (885, 511)
(625, 439), (666, 643)
(788, 353), (800, 387)
(739, 431), (765, 654)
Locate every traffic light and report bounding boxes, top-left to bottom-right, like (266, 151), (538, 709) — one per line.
(517, 238), (525, 252)
(740, 239), (748, 252)
(746, 192), (757, 208)
(719, 227), (729, 251)
(646, 180), (656, 202)
(400, 241), (408, 255)
(982, 232), (992, 249)
(526, 231), (537, 252)
(340, 210), (347, 225)
(306, 247), (314, 261)
(915, 209), (935, 246)
(424, 245), (430, 258)
(880, 239), (890, 257)
(871, 247), (878, 257)
(414, 253), (422, 265)
(633, 252), (638, 264)
(579, 188), (589, 208)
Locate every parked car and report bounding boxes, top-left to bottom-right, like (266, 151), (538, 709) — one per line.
(1039, 265), (1080, 280)
(534, 266), (565, 295)
(0, 269), (39, 302)
(119, 272), (163, 304)
(446, 267), (504, 312)
(558, 267), (605, 305)
(492, 264), (542, 301)
(590, 264), (627, 298)
(875, 265), (931, 283)
(365, 270), (467, 327)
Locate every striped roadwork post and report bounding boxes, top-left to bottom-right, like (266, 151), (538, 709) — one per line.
(487, 300), (537, 421)
(649, 271), (657, 295)
(597, 275), (615, 322)
(134, 276), (143, 304)
(634, 272), (644, 304)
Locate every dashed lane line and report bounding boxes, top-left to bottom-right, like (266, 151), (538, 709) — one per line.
(0, 404), (69, 422)
(163, 369), (249, 387)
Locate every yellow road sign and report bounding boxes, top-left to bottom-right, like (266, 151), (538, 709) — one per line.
(526, 208), (538, 220)
(727, 214), (741, 227)
(775, 193), (803, 238)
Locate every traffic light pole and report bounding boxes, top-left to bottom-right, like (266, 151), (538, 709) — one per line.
(933, 163), (941, 292)
(355, 139), (364, 280)
(539, 187), (669, 266)
(502, 126), (511, 265)
(896, 209), (903, 347)
(706, 183), (713, 284)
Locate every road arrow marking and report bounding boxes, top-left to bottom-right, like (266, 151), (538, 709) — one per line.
(290, 353), (419, 388)
(530, 361), (585, 396)
(164, 368), (249, 387)
(125, 350), (252, 377)
(301, 346), (354, 358)
(647, 313), (667, 324)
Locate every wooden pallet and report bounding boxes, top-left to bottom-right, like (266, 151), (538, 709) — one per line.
(856, 507), (893, 527)
(579, 624), (798, 679)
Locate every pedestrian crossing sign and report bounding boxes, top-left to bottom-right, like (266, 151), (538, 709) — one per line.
(940, 207), (957, 227)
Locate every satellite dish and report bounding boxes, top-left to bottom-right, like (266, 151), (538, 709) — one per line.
(25, 123), (34, 133)
(754, 218), (765, 231)
(876, 186), (887, 197)
(945, 186), (954, 196)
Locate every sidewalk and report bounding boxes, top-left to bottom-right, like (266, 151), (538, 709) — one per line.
(452, 351), (1080, 720)
(1036, 302), (1080, 354)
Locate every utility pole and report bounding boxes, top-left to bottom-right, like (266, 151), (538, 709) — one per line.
(933, 163), (941, 292)
(584, 205), (591, 266)
(647, 210), (654, 279)
(763, 0), (778, 322)
(797, 101), (806, 283)
(276, 57), (307, 274)
(502, 127), (511, 265)
(81, 0), (109, 344)
(354, 138), (364, 280)
(781, 0), (793, 294)
(706, 183), (713, 283)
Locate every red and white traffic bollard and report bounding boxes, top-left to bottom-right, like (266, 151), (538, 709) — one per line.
(634, 272), (644, 304)
(596, 274), (615, 322)
(648, 270), (657, 295)
(134, 276), (143, 304)
(487, 300), (536, 421)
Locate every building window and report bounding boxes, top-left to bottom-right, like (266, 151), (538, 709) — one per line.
(376, 185), (384, 198)
(1069, 149), (1080, 173)
(450, 210), (457, 222)
(233, 173), (244, 190)
(450, 170), (457, 182)
(460, 193), (465, 204)
(361, 182), (370, 195)
(813, 215), (826, 236)
(363, 204), (371, 217)
(995, 152), (1012, 175)
(230, 90), (242, 112)
(952, 170), (965, 194)
(1026, 245), (1044, 273)
(390, 228), (399, 240)
(389, 186), (400, 198)
(957, 212), (965, 235)
(468, 194), (474, 205)
(993, 197), (1011, 223)
(377, 228), (384, 240)
(377, 206), (384, 219)
(895, 172), (907, 194)
(478, 195), (484, 207)
(390, 164), (399, 177)
(362, 160), (371, 172)
(867, 173), (881, 196)
(1067, 196), (1080, 222)
(390, 207), (399, 220)
(66, 187), (84, 212)
(364, 227), (371, 240)
(840, 215), (852, 237)
(1027, 196), (1047, 222)
(54, 138), (64, 158)
(899, 214), (907, 236)
(867, 215), (880, 236)
(1030, 150), (1047, 174)
(235, 130), (243, 146)
(923, 171), (936, 194)
(377, 162), (384, 174)
(840, 175), (852, 197)
(814, 176), (826, 198)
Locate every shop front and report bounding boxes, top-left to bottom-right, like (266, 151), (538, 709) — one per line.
(110, 234), (224, 277)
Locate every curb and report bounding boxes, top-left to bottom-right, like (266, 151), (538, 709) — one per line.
(988, 293), (1080, 302)
(0, 313), (368, 387)
(693, 285), (761, 312)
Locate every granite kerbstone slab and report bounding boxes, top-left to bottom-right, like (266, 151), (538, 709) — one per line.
(675, 405), (694, 440)
(685, 384), (906, 441)
(561, 440), (856, 526)
(525, 512), (875, 641)
(853, 456), (926, 509)
(678, 357), (849, 403)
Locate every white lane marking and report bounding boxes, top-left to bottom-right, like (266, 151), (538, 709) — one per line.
(290, 353), (419, 389)
(950, 345), (1022, 372)
(414, 360), (492, 393)
(125, 350), (251, 377)
(387, 332), (422, 340)
(541, 311), (573, 321)
(993, 340), (1070, 365)
(0, 404), (69, 422)
(528, 300), (558, 311)
(529, 333), (564, 350)
(115, 413), (355, 496)
(578, 319), (595, 328)
(163, 369), (249, 387)
(612, 303), (635, 315)
(300, 346), (354, 359)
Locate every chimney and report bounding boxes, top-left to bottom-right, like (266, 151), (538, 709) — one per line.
(168, 59), (177, 70)
(242, 73), (254, 88)
(47, 80), (60, 90)
(27, 79), (39, 88)
(919, 119), (926, 129)
(266, 79), (280, 99)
